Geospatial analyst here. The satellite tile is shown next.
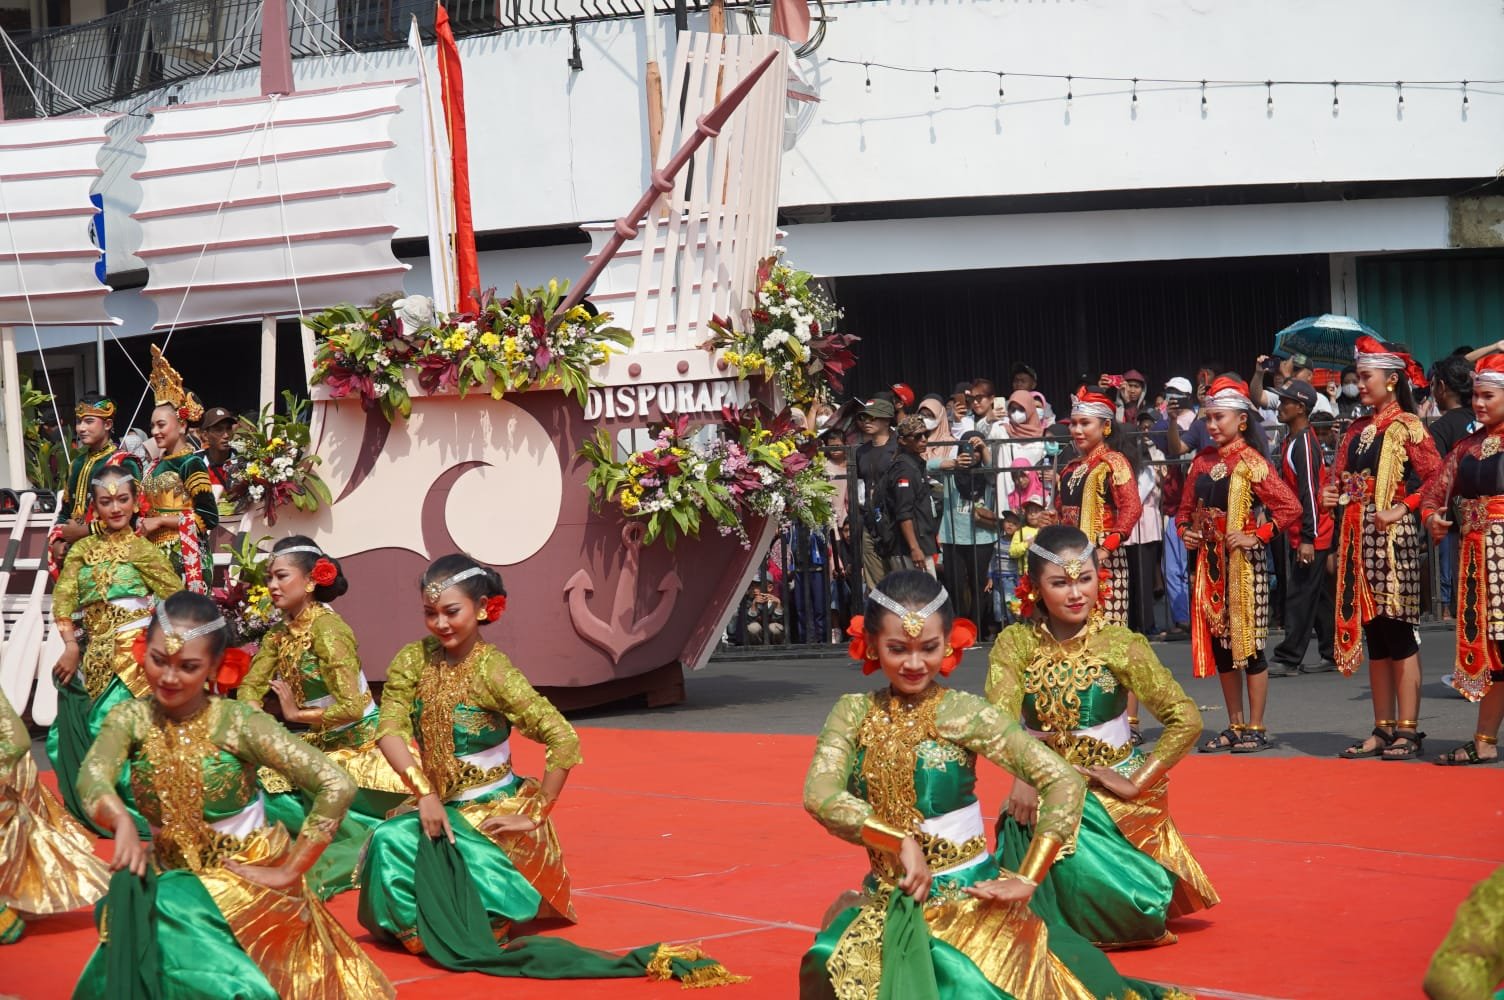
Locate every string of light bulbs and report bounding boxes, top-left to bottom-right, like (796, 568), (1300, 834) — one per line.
(825, 57), (1501, 111)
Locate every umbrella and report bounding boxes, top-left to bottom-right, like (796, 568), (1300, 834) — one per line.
(1272, 314), (1381, 371)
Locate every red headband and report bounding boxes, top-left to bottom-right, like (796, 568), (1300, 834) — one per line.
(1355, 335), (1428, 390)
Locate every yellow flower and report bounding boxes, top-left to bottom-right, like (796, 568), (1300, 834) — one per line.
(519, 315), (532, 326)
(268, 437), (284, 448)
(479, 332), (501, 350)
(620, 492), (640, 511)
(246, 463), (264, 478)
(628, 462), (649, 477)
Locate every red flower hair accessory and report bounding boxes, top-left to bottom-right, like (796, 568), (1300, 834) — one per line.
(939, 619), (978, 675)
(847, 616), (881, 673)
(217, 648), (252, 693)
(310, 558), (338, 587)
(1014, 578), (1038, 619)
(1098, 566), (1113, 603)
(482, 594), (507, 622)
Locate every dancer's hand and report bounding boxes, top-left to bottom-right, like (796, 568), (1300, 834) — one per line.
(225, 860), (301, 891)
(1226, 530), (1260, 552)
(896, 836), (932, 903)
(1297, 542), (1316, 566)
(964, 878), (1035, 903)
(53, 643), (80, 684)
(1426, 512), (1454, 543)
(418, 793), (454, 843)
(1320, 483), (1339, 511)
(477, 814), (541, 837)
(110, 819), (150, 877)
(268, 679), (307, 723)
(1372, 503), (1408, 531)
(138, 515), (164, 536)
(1001, 782), (1039, 830)
(1076, 765), (1140, 801)
(1181, 529), (1203, 551)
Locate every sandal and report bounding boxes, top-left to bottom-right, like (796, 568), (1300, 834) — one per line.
(1339, 721), (1395, 760)
(1381, 722), (1427, 761)
(1435, 737), (1501, 766)
(1198, 726), (1242, 753)
(1231, 725), (1274, 754)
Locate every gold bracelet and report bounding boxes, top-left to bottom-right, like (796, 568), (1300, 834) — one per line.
(859, 817), (908, 856)
(528, 792), (556, 822)
(1130, 756), (1169, 792)
(1015, 832), (1063, 886)
(401, 765), (434, 798)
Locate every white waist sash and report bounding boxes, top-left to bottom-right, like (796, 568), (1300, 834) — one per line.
(919, 801), (988, 876)
(450, 739), (518, 802)
(210, 792), (268, 838)
(304, 673), (378, 732)
(1028, 710), (1132, 749)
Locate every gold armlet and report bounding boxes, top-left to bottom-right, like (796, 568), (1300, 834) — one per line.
(401, 765), (434, 798)
(1015, 833), (1063, 886)
(1130, 757), (1169, 791)
(859, 817), (907, 856)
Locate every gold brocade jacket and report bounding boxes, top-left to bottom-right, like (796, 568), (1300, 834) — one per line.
(238, 605), (374, 737)
(78, 697), (354, 871)
(1423, 865), (1504, 1000)
(803, 687), (1084, 862)
(985, 622), (1201, 772)
(375, 639), (582, 802)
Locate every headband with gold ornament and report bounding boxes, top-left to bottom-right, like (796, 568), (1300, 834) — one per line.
(154, 602), (227, 656)
(89, 471), (135, 497)
(148, 345), (204, 424)
(75, 397), (116, 420)
(1028, 540), (1097, 580)
(869, 586), (949, 638)
(423, 565), (488, 604)
(1476, 354), (1504, 390)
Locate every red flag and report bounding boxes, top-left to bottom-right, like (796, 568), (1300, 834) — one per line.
(770, 0), (811, 45)
(435, 4), (479, 309)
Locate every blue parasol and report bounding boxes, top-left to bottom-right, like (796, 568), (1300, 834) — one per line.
(1272, 314), (1381, 371)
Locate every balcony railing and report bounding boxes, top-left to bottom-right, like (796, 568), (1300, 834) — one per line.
(0, 0), (755, 118)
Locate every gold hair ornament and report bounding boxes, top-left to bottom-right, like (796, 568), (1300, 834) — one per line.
(148, 345), (204, 423)
(75, 398), (116, 420)
(423, 565), (488, 604)
(154, 602), (226, 656)
(1027, 541), (1096, 580)
(869, 586), (949, 638)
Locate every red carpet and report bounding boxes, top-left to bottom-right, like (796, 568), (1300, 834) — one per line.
(6, 729), (1500, 999)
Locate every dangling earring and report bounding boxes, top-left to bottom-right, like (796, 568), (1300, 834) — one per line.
(1103, 424), (1112, 437)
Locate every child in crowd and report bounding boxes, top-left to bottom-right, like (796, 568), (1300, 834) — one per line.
(1004, 501), (1047, 618)
(990, 510), (1024, 626)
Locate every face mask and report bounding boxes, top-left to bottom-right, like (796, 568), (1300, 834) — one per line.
(1341, 384), (1359, 399)
(1009, 407), (1027, 423)
(921, 416), (939, 432)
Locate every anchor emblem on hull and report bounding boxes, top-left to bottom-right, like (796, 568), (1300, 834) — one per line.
(565, 523), (682, 663)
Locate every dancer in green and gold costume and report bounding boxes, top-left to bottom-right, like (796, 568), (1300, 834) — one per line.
(141, 346), (217, 593)
(0, 687), (108, 945)
(71, 591), (393, 1000)
(801, 569), (1191, 1000)
(990, 525), (1218, 951)
(357, 554), (742, 987)
(237, 536), (406, 897)
(48, 466), (181, 834)
(47, 394), (141, 577)
(1424, 866), (1504, 1000)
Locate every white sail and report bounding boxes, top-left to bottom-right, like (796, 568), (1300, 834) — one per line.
(132, 80), (413, 328)
(0, 114), (119, 327)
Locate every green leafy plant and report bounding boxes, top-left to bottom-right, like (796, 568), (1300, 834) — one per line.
(226, 391), (332, 524)
(19, 377), (74, 491)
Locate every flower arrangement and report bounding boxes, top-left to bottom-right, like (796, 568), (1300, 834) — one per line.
(307, 281), (633, 423)
(701, 251), (857, 406)
(226, 391), (332, 525)
(580, 405), (835, 549)
(212, 534), (282, 647)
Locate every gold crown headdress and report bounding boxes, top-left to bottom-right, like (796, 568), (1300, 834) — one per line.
(75, 397), (116, 420)
(149, 345), (204, 424)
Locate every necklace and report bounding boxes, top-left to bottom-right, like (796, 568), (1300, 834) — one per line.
(415, 640), (491, 799)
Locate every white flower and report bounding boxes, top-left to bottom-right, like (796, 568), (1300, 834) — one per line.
(373, 382), (390, 395)
(373, 350), (391, 367)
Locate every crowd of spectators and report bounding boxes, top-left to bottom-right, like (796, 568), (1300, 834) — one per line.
(728, 346), (1482, 668)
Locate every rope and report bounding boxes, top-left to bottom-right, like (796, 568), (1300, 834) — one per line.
(0, 166), (67, 455)
(0, 24), (90, 116)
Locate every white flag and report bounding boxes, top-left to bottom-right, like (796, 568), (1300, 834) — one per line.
(409, 15), (457, 315)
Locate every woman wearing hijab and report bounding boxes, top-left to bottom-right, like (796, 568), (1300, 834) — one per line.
(991, 390), (1049, 477)
(918, 394), (958, 467)
(938, 431), (999, 638)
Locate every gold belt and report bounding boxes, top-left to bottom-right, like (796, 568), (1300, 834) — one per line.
(80, 602), (151, 699)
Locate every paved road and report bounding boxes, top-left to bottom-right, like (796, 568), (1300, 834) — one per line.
(571, 627), (1485, 762)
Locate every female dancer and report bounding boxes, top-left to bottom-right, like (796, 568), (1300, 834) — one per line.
(990, 525), (1218, 950)
(1178, 377), (1302, 754)
(801, 570), (1190, 999)
(1423, 865), (1504, 999)
(49, 465), (181, 832)
(141, 346), (218, 592)
(71, 591), (393, 999)
(1321, 337), (1441, 761)
(358, 555), (738, 985)
(1420, 353), (1504, 764)
(0, 687), (108, 944)
(237, 536), (407, 895)
(1054, 382), (1146, 741)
